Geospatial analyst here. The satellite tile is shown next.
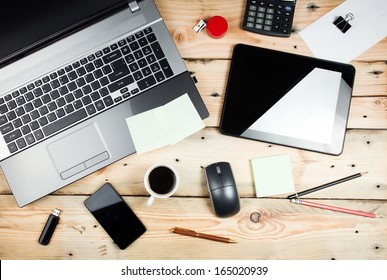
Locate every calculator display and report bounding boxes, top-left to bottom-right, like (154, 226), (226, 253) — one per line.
(243, 0), (297, 37)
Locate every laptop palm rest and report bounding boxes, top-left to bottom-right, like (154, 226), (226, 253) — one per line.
(47, 123), (109, 180)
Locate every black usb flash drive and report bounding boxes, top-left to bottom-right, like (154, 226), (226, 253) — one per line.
(38, 209), (60, 245)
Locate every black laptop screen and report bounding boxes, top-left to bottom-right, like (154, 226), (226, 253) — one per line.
(0, 0), (127, 67)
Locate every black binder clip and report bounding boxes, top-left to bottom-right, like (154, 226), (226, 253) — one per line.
(333, 13), (354, 33)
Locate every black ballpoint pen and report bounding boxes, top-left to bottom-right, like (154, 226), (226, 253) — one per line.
(287, 172), (367, 200)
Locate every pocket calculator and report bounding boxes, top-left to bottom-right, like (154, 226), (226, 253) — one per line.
(242, 0), (297, 37)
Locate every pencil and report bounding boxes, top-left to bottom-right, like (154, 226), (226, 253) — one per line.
(291, 199), (377, 218)
(172, 227), (236, 243)
(287, 172), (367, 200)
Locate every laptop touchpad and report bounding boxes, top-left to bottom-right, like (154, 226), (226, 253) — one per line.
(47, 124), (110, 180)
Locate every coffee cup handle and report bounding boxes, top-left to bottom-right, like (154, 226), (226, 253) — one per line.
(147, 195), (156, 207)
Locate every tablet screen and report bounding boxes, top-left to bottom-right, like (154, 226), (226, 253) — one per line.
(220, 44), (355, 155)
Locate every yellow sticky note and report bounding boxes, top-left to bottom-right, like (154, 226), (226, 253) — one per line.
(251, 154), (295, 197)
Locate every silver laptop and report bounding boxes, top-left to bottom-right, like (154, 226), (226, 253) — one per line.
(0, 0), (209, 207)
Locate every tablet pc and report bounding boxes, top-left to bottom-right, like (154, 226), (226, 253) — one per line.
(220, 44), (355, 155)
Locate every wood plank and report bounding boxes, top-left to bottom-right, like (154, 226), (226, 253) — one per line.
(155, 0), (387, 61)
(2, 130), (386, 200)
(0, 196), (385, 259)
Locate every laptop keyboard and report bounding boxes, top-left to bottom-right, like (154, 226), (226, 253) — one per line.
(0, 27), (174, 155)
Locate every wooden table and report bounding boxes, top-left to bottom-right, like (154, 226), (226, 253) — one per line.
(0, 0), (386, 260)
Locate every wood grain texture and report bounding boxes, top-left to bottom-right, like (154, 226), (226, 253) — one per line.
(0, 0), (386, 260)
(0, 196), (386, 260)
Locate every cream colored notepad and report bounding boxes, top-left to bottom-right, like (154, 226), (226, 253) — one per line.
(125, 93), (205, 154)
(251, 154), (295, 197)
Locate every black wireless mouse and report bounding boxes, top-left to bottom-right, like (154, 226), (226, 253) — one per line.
(204, 162), (240, 218)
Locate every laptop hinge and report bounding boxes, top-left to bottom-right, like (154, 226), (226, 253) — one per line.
(128, 0), (140, 12)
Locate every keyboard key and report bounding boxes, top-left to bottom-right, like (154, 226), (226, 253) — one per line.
(64, 104), (74, 114)
(30, 110), (40, 120)
(33, 88), (43, 97)
(159, 59), (174, 78)
(24, 103), (34, 113)
(135, 31), (144, 38)
(95, 100), (105, 111)
(7, 142), (18, 153)
(50, 90), (60, 100)
(72, 61), (80, 69)
(25, 134), (35, 145)
(147, 33), (157, 43)
(42, 84), (52, 93)
(0, 104), (8, 114)
(91, 81), (101, 91)
(21, 114), (31, 124)
(29, 121), (39, 131)
(94, 58), (103, 68)
(137, 75), (156, 90)
(90, 92), (100, 101)
(111, 58), (126, 70)
(13, 118), (22, 128)
(103, 96), (113, 107)
(68, 81), (77, 92)
(56, 108), (65, 118)
(73, 100), (83, 110)
(38, 116), (48, 126)
(86, 104), (96, 115)
(6, 111), (16, 121)
(4, 129), (22, 143)
(76, 67), (86, 77)
(33, 129), (44, 141)
(0, 123), (14, 134)
(15, 107), (25, 117)
(80, 58), (88, 65)
(85, 73), (95, 83)
(47, 112), (57, 122)
(108, 65), (130, 82)
(108, 75), (134, 93)
(151, 42), (165, 59)
(20, 125), (31, 135)
(85, 63), (95, 72)
(82, 95), (92, 105)
(102, 50), (122, 64)
(0, 115), (7, 126)
(59, 75), (69, 85)
(129, 41), (140, 51)
(144, 27), (153, 34)
(154, 71), (165, 82)
(16, 138), (27, 149)
(50, 79), (60, 89)
(43, 108), (87, 137)
(68, 71), (78, 81)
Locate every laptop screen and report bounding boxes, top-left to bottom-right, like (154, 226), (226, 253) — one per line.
(0, 0), (127, 67)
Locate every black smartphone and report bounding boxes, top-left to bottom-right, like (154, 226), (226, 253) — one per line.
(84, 183), (146, 250)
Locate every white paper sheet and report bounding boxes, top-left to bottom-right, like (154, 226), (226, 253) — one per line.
(299, 0), (387, 63)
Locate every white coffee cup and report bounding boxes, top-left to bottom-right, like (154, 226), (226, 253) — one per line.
(144, 164), (179, 206)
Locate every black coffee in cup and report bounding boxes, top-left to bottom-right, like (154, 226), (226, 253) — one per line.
(148, 166), (176, 194)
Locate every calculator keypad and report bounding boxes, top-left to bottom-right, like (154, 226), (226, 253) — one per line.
(243, 0), (296, 37)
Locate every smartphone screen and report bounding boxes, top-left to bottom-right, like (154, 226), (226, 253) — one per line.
(84, 183), (146, 250)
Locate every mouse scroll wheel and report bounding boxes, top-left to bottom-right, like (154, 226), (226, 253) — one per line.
(216, 166), (221, 174)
